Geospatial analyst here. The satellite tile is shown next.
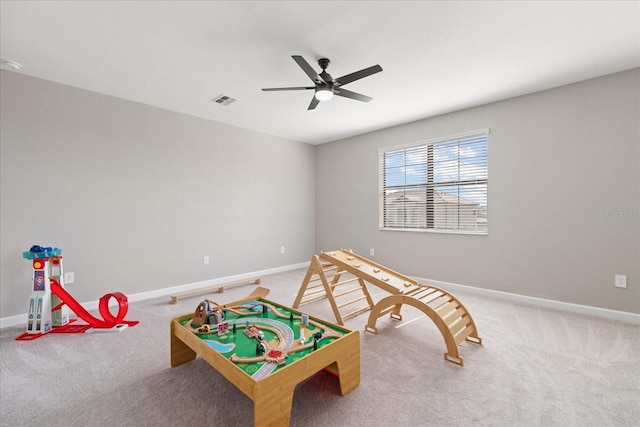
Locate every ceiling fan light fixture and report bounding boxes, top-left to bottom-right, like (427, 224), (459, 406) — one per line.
(314, 87), (334, 101)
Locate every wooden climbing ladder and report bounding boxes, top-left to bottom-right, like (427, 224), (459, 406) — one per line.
(292, 254), (375, 325)
(293, 249), (482, 365)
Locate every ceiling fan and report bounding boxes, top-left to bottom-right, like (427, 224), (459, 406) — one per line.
(262, 55), (383, 110)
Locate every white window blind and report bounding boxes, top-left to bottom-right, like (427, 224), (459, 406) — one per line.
(379, 130), (488, 234)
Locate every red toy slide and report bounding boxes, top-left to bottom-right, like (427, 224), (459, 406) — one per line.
(49, 280), (138, 328)
(16, 281), (138, 340)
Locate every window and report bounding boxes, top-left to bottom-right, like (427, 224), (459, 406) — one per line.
(379, 129), (488, 234)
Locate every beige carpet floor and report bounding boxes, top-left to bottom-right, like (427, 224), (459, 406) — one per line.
(1, 267), (638, 426)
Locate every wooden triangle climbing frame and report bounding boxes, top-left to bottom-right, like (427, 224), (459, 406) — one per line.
(293, 249), (482, 365)
(292, 254), (375, 325)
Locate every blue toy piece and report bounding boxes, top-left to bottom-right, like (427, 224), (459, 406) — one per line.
(22, 245), (61, 260)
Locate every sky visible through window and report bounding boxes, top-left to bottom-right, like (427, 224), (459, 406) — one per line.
(384, 135), (487, 206)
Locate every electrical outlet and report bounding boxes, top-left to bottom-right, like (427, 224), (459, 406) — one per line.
(615, 275), (627, 288)
(203, 256), (209, 265)
(370, 248), (375, 256)
(64, 272), (74, 284)
(280, 246), (285, 254)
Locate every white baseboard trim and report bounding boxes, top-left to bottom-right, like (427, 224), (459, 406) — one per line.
(3, 264), (637, 328)
(0, 262), (308, 329)
(415, 276), (640, 325)
(125, 262), (308, 304)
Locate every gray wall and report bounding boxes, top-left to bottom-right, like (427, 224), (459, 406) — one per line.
(2, 69), (638, 320)
(316, 68), (640, 314)
(0, 71), (316, 318)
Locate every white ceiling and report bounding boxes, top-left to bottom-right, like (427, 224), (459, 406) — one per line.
(1, 1), (638, 145)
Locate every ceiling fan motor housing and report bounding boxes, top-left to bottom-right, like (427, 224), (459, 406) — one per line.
(318, 58), (331, 70)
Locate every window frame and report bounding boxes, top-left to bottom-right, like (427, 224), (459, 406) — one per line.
(378, 129), (489, 235)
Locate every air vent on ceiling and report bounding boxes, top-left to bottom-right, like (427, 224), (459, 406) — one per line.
(1, 60), (22, 71)
(211, 94), (236, 106)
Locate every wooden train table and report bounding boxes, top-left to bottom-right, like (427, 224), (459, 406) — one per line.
(170, 296), (360, 427)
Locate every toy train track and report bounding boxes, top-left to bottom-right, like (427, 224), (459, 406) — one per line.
(184, 300), (341, 377)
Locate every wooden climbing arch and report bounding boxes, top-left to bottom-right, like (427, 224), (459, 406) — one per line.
(293, 249), (482, 365)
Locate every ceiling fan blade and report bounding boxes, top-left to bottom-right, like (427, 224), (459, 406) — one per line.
(292, 55), (324, 83)
(334, 64), (383, 86)
(334, 88), (373, 103)
(262, 86), (315, 91)
(308, 96), (320, 110)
